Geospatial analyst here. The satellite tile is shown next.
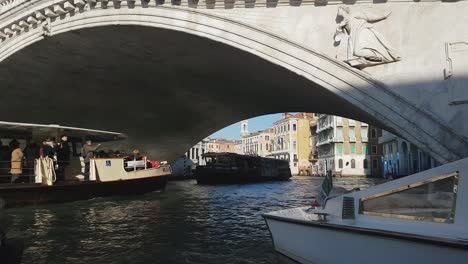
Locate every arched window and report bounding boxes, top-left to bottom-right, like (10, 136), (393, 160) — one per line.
(338, 159), (343, 168)
(363, 159), (368, 169)
(351, 159), (356, 168)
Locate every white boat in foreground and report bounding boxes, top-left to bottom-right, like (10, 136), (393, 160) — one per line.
(263, 157), (468, 264)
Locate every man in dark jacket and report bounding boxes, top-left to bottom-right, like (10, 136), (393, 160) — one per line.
(82, 139), (101, 181)
(23, 140), (40, 181)
(41, 138), (56, 159)
(56, 135), (70, 181)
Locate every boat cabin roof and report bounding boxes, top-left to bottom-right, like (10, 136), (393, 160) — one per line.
(201, 152), (289, 163)
(0, 121), (127, 142)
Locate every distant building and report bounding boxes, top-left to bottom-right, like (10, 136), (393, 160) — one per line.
(241, 128), (273, 157)
(207, 138), (238, 153)
(234, 141), (243, 154)
(368, 126), (383, 177)
(309, 118), (319, 175)
(240, 120), (249, 137)
(270, 112), (315, 175)
(316, 115), (370, 177)
(186, 137), (240, 166)
(186, 138), (209, 166)
(379, 130), (438, 178)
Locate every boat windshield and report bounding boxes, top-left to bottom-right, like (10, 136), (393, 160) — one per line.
(360, 172), (458, 223)
(205, 155), (232, 165)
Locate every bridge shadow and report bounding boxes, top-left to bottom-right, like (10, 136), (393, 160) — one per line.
(171, 0), (181, 6)
(266, 0), (278, 8)
(206, 0), (215, 8)
(224, 0), (235, 9)
(188, 0), (199, 8)
(0, 23), (466, 164)
(245, 0), (256, 8)
(289, 0), (302, 6)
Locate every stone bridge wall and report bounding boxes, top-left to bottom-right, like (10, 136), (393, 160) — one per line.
(0, 0), (467, 162)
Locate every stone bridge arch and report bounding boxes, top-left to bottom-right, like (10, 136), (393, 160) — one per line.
(0, 0), (466, 163)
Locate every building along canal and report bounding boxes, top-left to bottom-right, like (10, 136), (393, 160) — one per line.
(5, 177), (383, 264)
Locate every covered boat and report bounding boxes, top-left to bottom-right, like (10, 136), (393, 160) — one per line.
(195, 152), (291, 184)
(263, 157), (468, 264)
(0, 121), (171, 207)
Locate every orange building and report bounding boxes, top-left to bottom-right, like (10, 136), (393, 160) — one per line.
(207, 138), (240, 153)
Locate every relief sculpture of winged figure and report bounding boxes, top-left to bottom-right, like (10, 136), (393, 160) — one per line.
(334, 6), (401, 68)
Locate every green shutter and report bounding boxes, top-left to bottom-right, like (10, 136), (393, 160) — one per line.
(350, 144), (355, 154)
(362, 144), (367, 154)
(337, 144), (343, 154)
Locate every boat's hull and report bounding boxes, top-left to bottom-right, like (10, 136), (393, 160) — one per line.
(0, 175), (168, 208)
(264, 215), (468, 264)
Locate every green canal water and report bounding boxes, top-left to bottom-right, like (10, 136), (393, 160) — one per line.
(5, 177), (382, 264)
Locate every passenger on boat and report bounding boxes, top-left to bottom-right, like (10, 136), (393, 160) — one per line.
(8, 139), (19, 153)
(56, 135), (70, 181)
(82, 139), (101, 181)
(0, 142), (9, 180)
(9, 142), (23, 183)
(23, 140), (40, 181)
(132, 149), (143, 161)
(41, 138), (56, 159)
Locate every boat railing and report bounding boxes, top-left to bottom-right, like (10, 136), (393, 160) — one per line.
(0, 158), (66, 185)
(0, 160), (36, 184)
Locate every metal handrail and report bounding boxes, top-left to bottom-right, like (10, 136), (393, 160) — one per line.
(0, 159), (67, 184)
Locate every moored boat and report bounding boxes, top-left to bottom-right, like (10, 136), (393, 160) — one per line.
(263, 157), (468, 264)
(195, 152), (291, 184)
(0, 121), (171, 207)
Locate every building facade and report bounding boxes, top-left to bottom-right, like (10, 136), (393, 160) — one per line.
(234, 141), (243, 154)
(309, 119), (319, 175)
(379, 130), (439, 178)
(186, 138), (209, 166)
(270, 113), (314, 175)
(316, 115), (370, 177)
(241, 127), (273, 157)
(207, 138), (238, 153)
(368, 126), (384, 177)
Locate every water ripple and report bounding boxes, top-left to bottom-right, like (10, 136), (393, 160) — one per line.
(5, 176), (380, 264)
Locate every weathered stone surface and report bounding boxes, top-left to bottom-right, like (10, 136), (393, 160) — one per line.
(0, 1), (466, 163)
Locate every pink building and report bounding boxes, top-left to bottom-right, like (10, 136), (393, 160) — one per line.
(207, 139), (240, 153)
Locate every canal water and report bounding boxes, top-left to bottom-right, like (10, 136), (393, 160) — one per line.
(6, 177), (382, 264)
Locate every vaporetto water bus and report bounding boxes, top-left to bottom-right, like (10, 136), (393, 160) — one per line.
(263, 157), (468, 264)
(195, 152), (291, 184)
(0, 121), (171, 208)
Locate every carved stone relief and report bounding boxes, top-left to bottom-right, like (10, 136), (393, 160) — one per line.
(41, 18), (52, 36)
(334, 6), (401, 69)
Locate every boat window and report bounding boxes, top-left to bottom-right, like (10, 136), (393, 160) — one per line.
(360, 172), (458, 223)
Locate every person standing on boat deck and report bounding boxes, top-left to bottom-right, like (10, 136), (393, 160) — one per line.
(23, 140), (40, 181)
(56, 135), (70, 181)
(41, 138), (56, 159)
(82, 139), (101, 181)
(10, 142), (23, 183)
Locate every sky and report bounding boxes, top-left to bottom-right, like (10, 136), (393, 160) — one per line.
(209, 113), (284, 140)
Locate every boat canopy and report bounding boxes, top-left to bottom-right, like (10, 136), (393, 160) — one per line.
(0, 121), (127, 142)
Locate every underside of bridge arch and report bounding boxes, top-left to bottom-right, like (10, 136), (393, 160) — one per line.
(0, 25), (390, 161)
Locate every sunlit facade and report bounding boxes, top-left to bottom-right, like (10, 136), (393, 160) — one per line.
(316, 115), (370, 177)
(270, 113), (315, 175)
